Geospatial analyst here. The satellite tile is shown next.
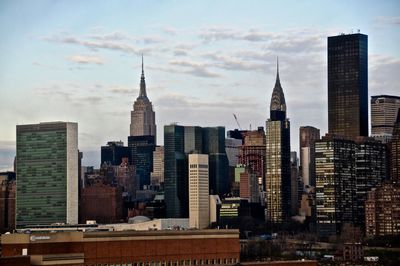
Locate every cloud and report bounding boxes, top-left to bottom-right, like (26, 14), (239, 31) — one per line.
(90, 31), (130, 41)
(170, 60), (221, 78)
(374, 16), (400, 26)
(41, 34), (146, 55)
(199, 27), (277, 42)
(174, 49), (188, 56)
(203, 52), (268, 71)
(163, 27), (178, 35)
(369, 54), (400, 96)
(68, 55), (105, 65)
(108, 85), (135, 95)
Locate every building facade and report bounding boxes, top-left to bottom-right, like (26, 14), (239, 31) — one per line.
(189, 154), (210, 229)
(365, 182), (400, 237)
(238, 127), (266, 191)
(130, 56), (156, 142)
(299, 126), (320, 187)
(315, 136), (356, 237)
(101, 141), (131, 166)
(265, 61), (291, 223)
(150, 146), (165, 188)
(164, 125), (187, 218)
(371, 95), (400, 136)
(80, 181), (123, 224)
(0, 173), (15, 233)
(128, 135), (155, 189)
(1, 230), (240, 266)
(16, 122), (78, 227)
(328, 33), (368, 138)
(392, 110), (400, 181)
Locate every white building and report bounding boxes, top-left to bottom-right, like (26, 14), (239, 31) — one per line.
(189, 154), (210, 229)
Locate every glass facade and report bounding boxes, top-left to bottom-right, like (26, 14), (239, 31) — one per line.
(164, 125), (187, 218)
(328, 33), (368, 138)
(128, 135), (155, 189)
(315, 138), (356, 237)
(16, 122), (78, 227)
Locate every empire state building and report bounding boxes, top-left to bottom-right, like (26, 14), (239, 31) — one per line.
(130, 56), (156, 143)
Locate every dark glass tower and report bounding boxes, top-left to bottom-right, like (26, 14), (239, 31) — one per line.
(164, 125), (187, 218)
(202, 127), (229, 196)
(328, 33), (368, 138)
(265, 60), (291, 223)
(128, 135), (155, 189)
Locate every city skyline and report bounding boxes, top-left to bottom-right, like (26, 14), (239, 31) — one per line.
(1, 0), (400, 169)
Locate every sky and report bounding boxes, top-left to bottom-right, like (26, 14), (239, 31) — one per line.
(0, 0), (399, 169)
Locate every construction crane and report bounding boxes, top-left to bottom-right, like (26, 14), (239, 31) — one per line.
(232, 113), (242, 130)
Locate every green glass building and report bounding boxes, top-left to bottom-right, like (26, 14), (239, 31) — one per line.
(16, 122), (78, 227)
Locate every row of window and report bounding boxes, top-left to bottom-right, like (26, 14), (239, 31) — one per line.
(85, 257), (239, 266)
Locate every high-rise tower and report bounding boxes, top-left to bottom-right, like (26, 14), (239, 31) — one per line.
(265, 60), (291, 223)
(16, 122), (78, 227)
(130, 56), (157, 143)
(328, 33), (368, 138)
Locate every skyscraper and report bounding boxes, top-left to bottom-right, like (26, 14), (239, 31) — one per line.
(315, 135), (356, 237)
(328, 33), (368, 138)
(189, 154), (210, 229)
(202, 127), (229, 196)
(299, 126), (320, 187)
(128, 135), (155, 189)
(371, 95), (400, 137)
(164, 125), (229, 218)
(265, 60), (291, 223)
(16, 122), (78, 227)
(130, 56), (156, 142)
(164, 124), (187, 218)
(392, 110), (400, 181)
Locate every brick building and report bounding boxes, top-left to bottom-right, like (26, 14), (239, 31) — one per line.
(1, 229), (240, 265)
(80, 181), (123, 224)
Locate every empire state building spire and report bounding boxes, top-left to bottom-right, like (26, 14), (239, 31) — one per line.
(139, 54), (147, 98)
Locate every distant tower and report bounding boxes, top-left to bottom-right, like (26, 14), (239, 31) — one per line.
(265, 59), (291, 223)
(189, 154), (210, 229)
(130, 55), (157, 143)
(299, 126), (320, 187)
(328, 33), (368, 138)
(371, 95), (400, 142)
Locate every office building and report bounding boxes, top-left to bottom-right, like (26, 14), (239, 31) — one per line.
(238, 127), (266, 190)
(101, 141), (131, 166)
(225, 138), (242, 167)
(315, 135), (356, 237)
(265, 61), (291, 223)
(392, 110), (400, 181)
(365, 182), (400, 237)
(203, 127), (230, 196)
(164, 124), (187, 218)
(189, 154), (210, 229)
(291, 151), (299, 216)
(371, 95), (400, 136)
(128, 135), (155, 189)
(0, 172), (15, 233)
(239, 169), (259, 203)
(16, 122), (78, 227)
(299, 126), (320, 187)
(130, 56), (156, 142)
(150, 146), (164, 188)
(328, 33), (368, 138)
(80, 181), (123, 224)
(354, 137), (387, 225)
